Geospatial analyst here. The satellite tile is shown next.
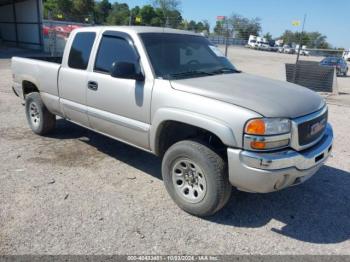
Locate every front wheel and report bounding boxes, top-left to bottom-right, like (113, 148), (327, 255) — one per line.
(161, 140), (232, 217)
(25, 92), (56, 135)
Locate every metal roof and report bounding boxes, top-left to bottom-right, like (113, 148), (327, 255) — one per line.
(0, 0), (28, 7)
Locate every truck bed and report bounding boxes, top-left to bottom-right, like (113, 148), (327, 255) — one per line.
(11, 56), (62, 99)
(27, 56), (62, 64)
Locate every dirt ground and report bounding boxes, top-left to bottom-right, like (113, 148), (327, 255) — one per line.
(0, 47), (349, 255)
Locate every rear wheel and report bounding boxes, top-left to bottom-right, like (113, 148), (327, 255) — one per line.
(162, 140), (231, 217)
(25, 92), (56, 135)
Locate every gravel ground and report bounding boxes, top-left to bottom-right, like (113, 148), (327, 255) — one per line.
(0, 48), (349, 255)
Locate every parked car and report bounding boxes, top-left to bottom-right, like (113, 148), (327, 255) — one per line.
(295, 45), (310, 56)
(277, 46), (284, 53)
(283, 45), (295, 54)
(257, 41), (271, 51)
(320, 57), (348, 76)
(11, 26), (333, 217)
(343, 49), (350, 61)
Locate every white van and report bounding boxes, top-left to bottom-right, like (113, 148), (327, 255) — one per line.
(343, 50), (350, 61)
(248, 35), (258, 48)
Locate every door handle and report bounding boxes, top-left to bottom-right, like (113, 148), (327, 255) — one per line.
(88, 81), (98, 91)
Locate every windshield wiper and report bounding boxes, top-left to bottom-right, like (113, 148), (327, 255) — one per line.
(210, 68), (241, 74)
(167, 70), (215, 79)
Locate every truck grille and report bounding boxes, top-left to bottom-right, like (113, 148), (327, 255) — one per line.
(298, 110), (328, 146)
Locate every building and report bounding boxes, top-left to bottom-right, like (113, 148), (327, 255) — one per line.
(0, 0), (43, 50)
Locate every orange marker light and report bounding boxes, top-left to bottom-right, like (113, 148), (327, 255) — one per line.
(250, 141), (266, 149)
(245, 119), (266, 135)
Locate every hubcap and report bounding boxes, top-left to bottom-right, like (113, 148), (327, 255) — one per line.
(172, 158), (207, 203)
(29, 102), (40, 128)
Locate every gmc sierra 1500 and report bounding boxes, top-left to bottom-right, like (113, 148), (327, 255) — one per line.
(12, 26), (333, 217)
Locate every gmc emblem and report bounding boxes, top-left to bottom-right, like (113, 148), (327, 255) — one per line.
(310, 118), (326, 136)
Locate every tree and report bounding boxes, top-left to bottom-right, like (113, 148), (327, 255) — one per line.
(153, 0), (181, 13)
(138, 5), (156, 25)
(229, 14), (261, 40)
(72, 0), (95, 21)
(279, 30), (330, 49)
(187, 20), (197, 31)
(214, 21), (224, 35)
(94, 0), (112, 24)
(153, 0), (181, 27)
(43, 0), (73, 20)
(202, 20), (210, 33)
(43, 0), (210, 31)
(106, 3), (130, 25)
(166, 10), (182, 28)
(263, 32), (272, 42)
(130, 6), (141, 24)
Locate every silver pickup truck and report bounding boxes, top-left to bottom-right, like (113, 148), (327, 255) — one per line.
(12, 26), (333, 217)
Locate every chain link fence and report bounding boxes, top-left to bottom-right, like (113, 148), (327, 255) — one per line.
(41, 13), (348, 95)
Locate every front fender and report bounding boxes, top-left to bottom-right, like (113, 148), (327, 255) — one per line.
(150, 108), (237, 154)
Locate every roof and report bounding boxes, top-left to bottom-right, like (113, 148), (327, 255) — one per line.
(75, 26), (199, 36)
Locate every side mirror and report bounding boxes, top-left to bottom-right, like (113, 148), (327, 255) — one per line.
(110, 61), (145, 81)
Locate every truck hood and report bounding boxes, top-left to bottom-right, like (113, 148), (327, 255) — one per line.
(170, 73), (325, 118)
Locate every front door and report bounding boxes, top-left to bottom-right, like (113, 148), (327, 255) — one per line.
(86, 31), (153, 149)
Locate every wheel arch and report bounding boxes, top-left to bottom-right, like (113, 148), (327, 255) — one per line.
(22, 80), (40, 98)
(150, 108), (237, 156)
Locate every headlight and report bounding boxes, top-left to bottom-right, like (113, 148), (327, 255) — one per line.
(244, 118), (291, 151)
(245, 118), (291, 135)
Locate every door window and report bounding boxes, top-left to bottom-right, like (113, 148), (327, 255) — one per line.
(68, 32), (96, 70)
(94, 35), (138, 73)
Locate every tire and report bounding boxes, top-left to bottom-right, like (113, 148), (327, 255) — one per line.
(25, 92), (56, 135)
(162, 140), (232, 217)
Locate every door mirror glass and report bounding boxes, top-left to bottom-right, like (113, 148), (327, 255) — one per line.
(110, 61), (145, 81)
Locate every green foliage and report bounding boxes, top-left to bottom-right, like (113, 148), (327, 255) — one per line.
(139, 5), (157, 25)
(229, 14), (262, 40)
(94, 0), (112, 24)
(214, 21), (224, 34)
(263, 32), (272, 42)
(106, 3), (130, 25)
(42, 0), (332, 48)
(213, 14), (261, 40)
(43, 0), (73, 19)
(280, 30), (331, 49)
(43, 0), (188, 28)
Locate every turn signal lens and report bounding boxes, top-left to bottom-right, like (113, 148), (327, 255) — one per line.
(245, 119), (266, 135)
(249, 139), (290, 150)
(250, 141), (266, 149)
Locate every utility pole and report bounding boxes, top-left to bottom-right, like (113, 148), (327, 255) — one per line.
(217, 16), (229, 57)
(224, 17), (229, 57)
(296, 14), (307, 63)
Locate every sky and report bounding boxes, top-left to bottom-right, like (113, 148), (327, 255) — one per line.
(116, 0), (350, 48)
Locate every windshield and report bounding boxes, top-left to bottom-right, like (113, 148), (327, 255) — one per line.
(140, 33), (237, 80)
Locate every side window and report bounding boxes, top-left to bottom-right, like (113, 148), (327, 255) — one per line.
(94, 35), (138, 73)
(68, 32), (96, 70)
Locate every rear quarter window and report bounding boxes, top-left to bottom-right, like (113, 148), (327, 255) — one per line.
(68, 32), (96, 70)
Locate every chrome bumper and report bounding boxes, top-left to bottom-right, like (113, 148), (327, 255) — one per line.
(227, 124), (333, 193)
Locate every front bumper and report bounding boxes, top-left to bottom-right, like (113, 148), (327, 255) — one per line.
(227, 124), (333, 193)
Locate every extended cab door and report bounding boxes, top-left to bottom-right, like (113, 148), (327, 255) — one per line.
(86, 31), (153, 149)
(58, 31), (96, 127)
